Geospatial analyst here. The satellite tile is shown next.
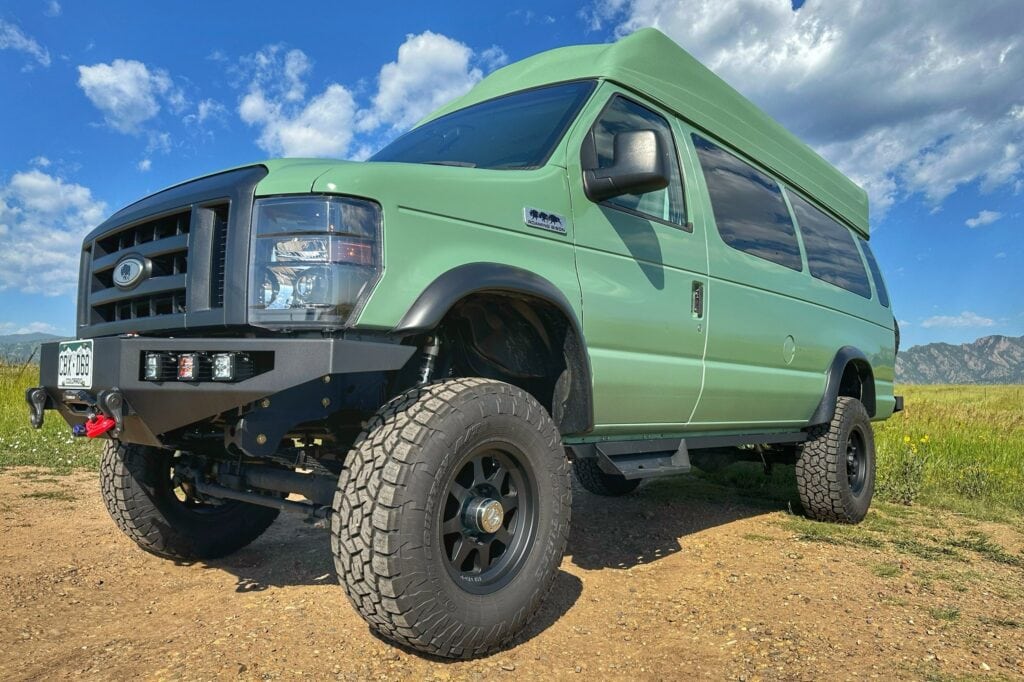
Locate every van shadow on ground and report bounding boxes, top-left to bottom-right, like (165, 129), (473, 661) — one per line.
(194, 463), (798, 651)
(566, 463), (800, 570)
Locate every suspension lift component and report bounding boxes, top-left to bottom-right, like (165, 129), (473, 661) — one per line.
(417, 336), (440, 385)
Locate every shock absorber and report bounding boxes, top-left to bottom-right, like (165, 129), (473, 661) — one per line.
(417, 336), (440, 385)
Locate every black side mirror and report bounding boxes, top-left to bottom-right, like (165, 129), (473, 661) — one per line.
(583, 130), (670, 203)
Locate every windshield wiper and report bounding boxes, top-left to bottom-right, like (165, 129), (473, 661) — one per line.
(421, 160), (477, 168)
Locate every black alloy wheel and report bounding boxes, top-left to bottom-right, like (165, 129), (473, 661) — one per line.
(439, 445), (538, 594)
(845, 426), (868, 495)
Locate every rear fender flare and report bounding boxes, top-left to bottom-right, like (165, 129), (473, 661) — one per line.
(807, 346), (876, 426)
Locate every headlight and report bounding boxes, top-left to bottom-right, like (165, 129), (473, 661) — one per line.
(248, 196), (382, 328)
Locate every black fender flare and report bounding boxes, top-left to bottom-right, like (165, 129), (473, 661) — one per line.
(393, 263), (593, 435)
(807, 346), (876, 426)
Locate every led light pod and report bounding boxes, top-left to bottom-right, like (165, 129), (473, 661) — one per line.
(211, 353), (235, 381)
(177, 353), (198, 381)
(144, 352), (164, 380)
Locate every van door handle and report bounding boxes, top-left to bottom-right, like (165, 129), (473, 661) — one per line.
(692, 281), (704, 319)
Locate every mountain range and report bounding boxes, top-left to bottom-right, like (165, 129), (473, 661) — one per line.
(895, 334), (1024, 385)
(0, 333), (67, 365)
(1, 332), (1021, 385)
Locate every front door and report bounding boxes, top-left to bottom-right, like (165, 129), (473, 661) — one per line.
(565, 85), (709, 434)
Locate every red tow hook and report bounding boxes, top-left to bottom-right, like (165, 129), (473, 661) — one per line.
(85, 414), (117, 438)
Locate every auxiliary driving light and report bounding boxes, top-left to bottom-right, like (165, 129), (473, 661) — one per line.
(177, 353), (198, 381)
(211, 353), (235, 381)
(144, 352), (164, 380)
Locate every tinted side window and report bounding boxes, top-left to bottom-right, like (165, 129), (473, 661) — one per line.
(692, 135), (802, 270)
(788, 191), (872, 298)
(585, 96), (686, 225)
(859, 238), (890, 307)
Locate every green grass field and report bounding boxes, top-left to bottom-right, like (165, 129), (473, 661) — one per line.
(1, 364), (1021, 519)
(0, 364), (101, 471)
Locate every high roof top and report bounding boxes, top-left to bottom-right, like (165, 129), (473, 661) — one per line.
(425, 28), (869, 236)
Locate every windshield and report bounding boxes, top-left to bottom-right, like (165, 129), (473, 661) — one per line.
(370, 80), (597, 170)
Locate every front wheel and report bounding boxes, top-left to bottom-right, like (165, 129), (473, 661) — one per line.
(796, 396), (876, 523)
(331, 378), (571, 659)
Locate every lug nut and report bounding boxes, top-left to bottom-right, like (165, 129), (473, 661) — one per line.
(322, 376), (331, 384)
(260, 398), (271, 408)
(256, 434), (267, 445)
(322, 398), (331, 408)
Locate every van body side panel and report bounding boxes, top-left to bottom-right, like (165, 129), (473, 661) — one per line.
(318, 163), (584, 337)
(566, 84), (710, 433)
(680, 127), (895, 428)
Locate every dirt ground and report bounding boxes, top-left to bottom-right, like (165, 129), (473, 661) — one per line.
(1, 467), (1021, 681)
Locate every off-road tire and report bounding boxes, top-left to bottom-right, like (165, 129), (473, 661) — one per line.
(573, 456), (641, 496)
(331, 378), (571, 659)
(100, 441), (279, 560)
(796, 396), (875, 523)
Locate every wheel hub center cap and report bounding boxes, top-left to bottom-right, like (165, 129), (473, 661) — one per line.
(467, 498), (504, 534)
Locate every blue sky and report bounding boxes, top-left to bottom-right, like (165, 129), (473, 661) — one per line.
(1, 0), (1021, 348)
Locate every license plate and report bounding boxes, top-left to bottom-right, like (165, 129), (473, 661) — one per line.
(57, 340), (94, 389)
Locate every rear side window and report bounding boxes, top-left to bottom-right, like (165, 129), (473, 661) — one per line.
(585, 95), (686, 226)
(788, 191), (872, 298)
(692, 135), (802, 271)
(859, 238), (890, 307)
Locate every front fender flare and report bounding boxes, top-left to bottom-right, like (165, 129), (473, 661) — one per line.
(393, 263), (593, 435)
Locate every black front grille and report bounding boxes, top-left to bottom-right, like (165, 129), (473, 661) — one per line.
(89, 209), (194, 324)
(78, 165), (267, 337)
(210, 205), (229, 308)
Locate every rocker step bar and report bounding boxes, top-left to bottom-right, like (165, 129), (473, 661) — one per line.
(572, 431), (808, 480)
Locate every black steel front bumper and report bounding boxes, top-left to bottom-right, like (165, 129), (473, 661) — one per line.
(31, 336), (415, 447)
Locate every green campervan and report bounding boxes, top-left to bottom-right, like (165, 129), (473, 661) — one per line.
(29, 29), (900, 657)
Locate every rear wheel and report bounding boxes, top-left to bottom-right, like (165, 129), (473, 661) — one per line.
(796, 396), (876, 523)
(331, 378), (571, 659)
(573, 456), (641, 496)
(99, 441), (279, 560)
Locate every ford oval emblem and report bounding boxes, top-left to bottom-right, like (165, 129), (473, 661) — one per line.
(112, 256), (147, 289)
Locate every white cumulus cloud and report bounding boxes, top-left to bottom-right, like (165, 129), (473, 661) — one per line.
(77, 59), (185, 134)
(0, 169), (107, 296)
(237, 45), (357, 158)
(920, 311), (996, 329)
(965, 210), (1002, 228)
(358, 31), (483, 132)
(240, 85), (357, 158)
(186, 98), (228, 126)
(592, 0), (1024, 215)
(0, 19), (51, 68)
(235, 32), (503, 158)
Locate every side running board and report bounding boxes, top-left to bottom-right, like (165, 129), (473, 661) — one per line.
(571, 431), (807, 480)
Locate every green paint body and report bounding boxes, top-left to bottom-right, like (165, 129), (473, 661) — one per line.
(241, 29), (896, 439)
